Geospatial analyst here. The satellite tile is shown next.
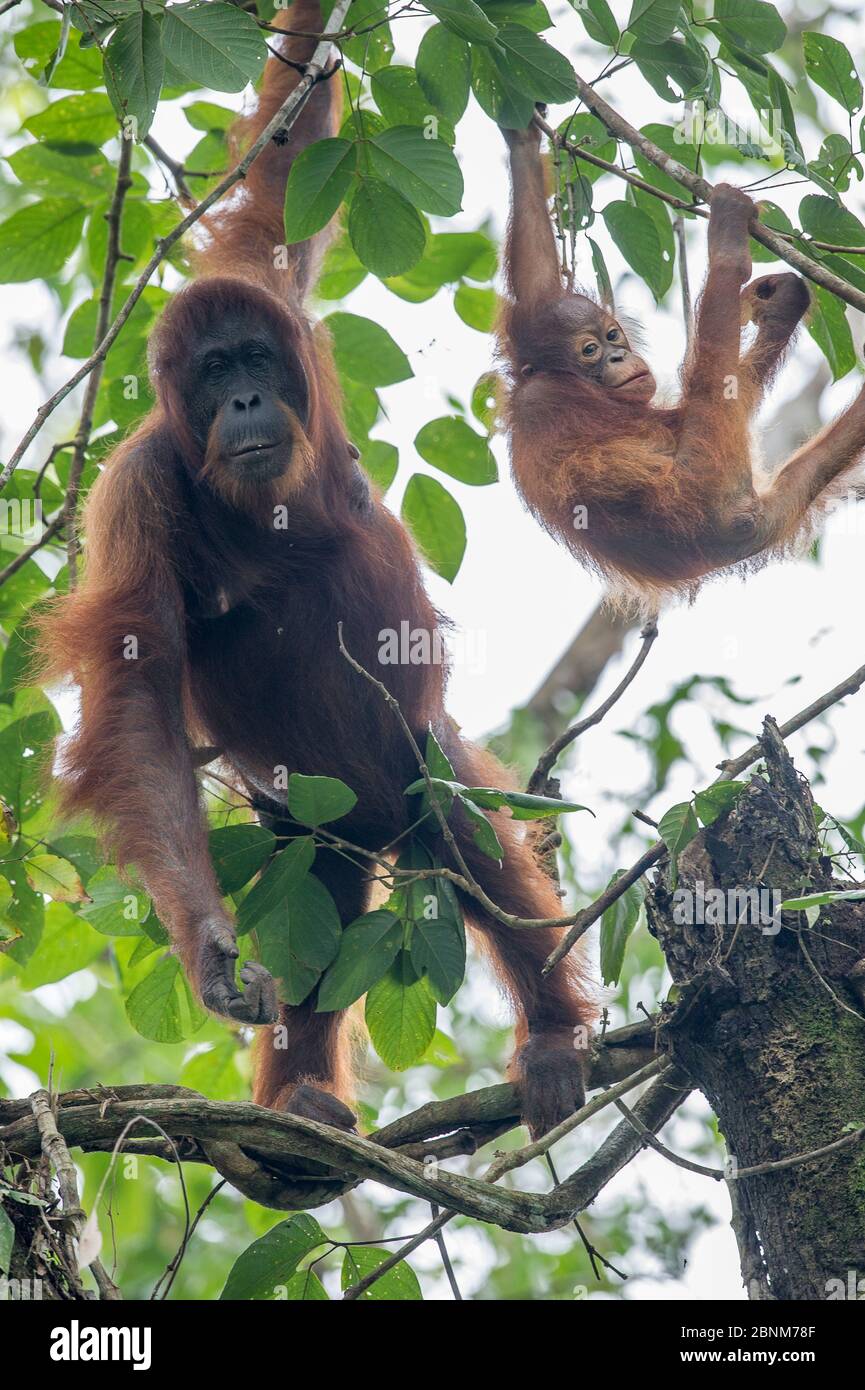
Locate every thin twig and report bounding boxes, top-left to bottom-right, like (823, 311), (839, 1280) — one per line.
(528, 620), (658, 793)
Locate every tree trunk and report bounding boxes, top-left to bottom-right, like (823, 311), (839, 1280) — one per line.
(647, 717), (865, 1299)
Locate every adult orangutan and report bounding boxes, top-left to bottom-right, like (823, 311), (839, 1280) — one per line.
(499, 120), (865, 602)
(38, 4), (593, 1141)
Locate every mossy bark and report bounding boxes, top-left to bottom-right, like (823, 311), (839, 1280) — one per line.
(647, 718), (865, 1299)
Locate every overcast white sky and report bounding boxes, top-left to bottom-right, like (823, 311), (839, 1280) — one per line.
(2, 0), (864, 1298)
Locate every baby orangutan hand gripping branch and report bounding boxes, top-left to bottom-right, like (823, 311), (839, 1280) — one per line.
(500, 122), (865, 601)
(37, 4), (594, 1146)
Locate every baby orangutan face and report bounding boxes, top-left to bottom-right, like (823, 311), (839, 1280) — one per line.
(564, 298), (656, 400)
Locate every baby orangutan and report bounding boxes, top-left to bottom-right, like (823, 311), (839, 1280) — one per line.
(499, 121), (865, 601)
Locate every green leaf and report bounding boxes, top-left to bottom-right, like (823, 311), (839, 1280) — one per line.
(287, 772), (357, 826)
(361, 440), (398, 491)
(24, 853), (88, 903)
(459, 792), (504, 861)
(803, 33), (862, 113)
(366, 956), (437, 1068)
(341, 1245), (422, 1299)
(694, 781), (746, 826)
(600, 873), (645, 985)
(780, 889), (865, 910)
(368, 127), (463, 216)
(602, 201), (666, 300)
(425, 727), (456, 780)
(799, 194), (865, 248)
(627, 0), (678, 44)
(492, 25), (578, 103)
(454, 282), (497, 332)
(317, 909), (403, 1011)
(371, 67), (455, 141)
(572, 0), (619, 46)
(385, 230), (495, 299)
(425, 0), (499, 43)
(0, 711), (58, 821)
(631, 38), (709, 102)
(236, 837), (316, 935)
(325, 311), (413, 386)
(657, 800), (700, 886)
(342, 0), (394, 73)
(161, 2), (266, 92)
(471, 44), (534, 129)
(183, 100), (235, 131)
(7, 145), (112, 200)
(416, 24), (472, 123)
(409, 898), (467, 1003)
(256, 871), (342, 1003)
(807, 283), (856, 381)
(414, 416), (497, 484)
(401, 474), (466, 583)
(81, 866), (150, 935)
(0, 1204), (14, 1277)
(24, 92), (117, 144)
(406, 777), (591, 820)
(220, 1215), (326, 1300)
(14, 22), (103, 90)
(283, 137), (355, 244)
(125, 955), (207, 1043)
(209, 823), (275, 895)
(316, 233), (367, 298)
(0, 199), (86, 283)
(348, 179), (426, 276)
(711, 0), (786, 55)
(104, 11), (165, 140)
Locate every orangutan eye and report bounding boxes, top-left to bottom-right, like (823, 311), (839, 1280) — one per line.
(607, 327), (620, 341)
(582, 341), (599, 357)
(204, 356), (226, 381)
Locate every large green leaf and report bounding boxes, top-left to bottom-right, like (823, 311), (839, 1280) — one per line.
(0, 200), (86, 283)
(627, 0), (678, 44)
(283, 138), (356, 244)
(600, 873), (646, 985)
(492, 25), (578, 103)
(803, 33), (862, 114)
(401, 474), (466, 583)
(209, 823), (275, 896)
(425, 0), (499, 43)
(24, 92), (117, 144)
(236, 837), (316, 935)
(368, 128), (463, 215)
(348, 179), (426, 276)
(287, 773), (358, 826)
(104, 10), (165, 139)
(125, 955), (207, 1043)
(602, 201), (667, 299)
(631, 39), (709, 102)
(220, 1215), (326, 1300)
(416, 24), (472, 123)
(325, 311), (413, 386)
(317, 910), (403, 1011)
(365, 956), (437, 1068)
(0, 711), (58, 820)
(711, 0), (786, 55)
(414, 416), (497, 484)
(341, 1245), (422, 1299)
(160, 2), (266, 92)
